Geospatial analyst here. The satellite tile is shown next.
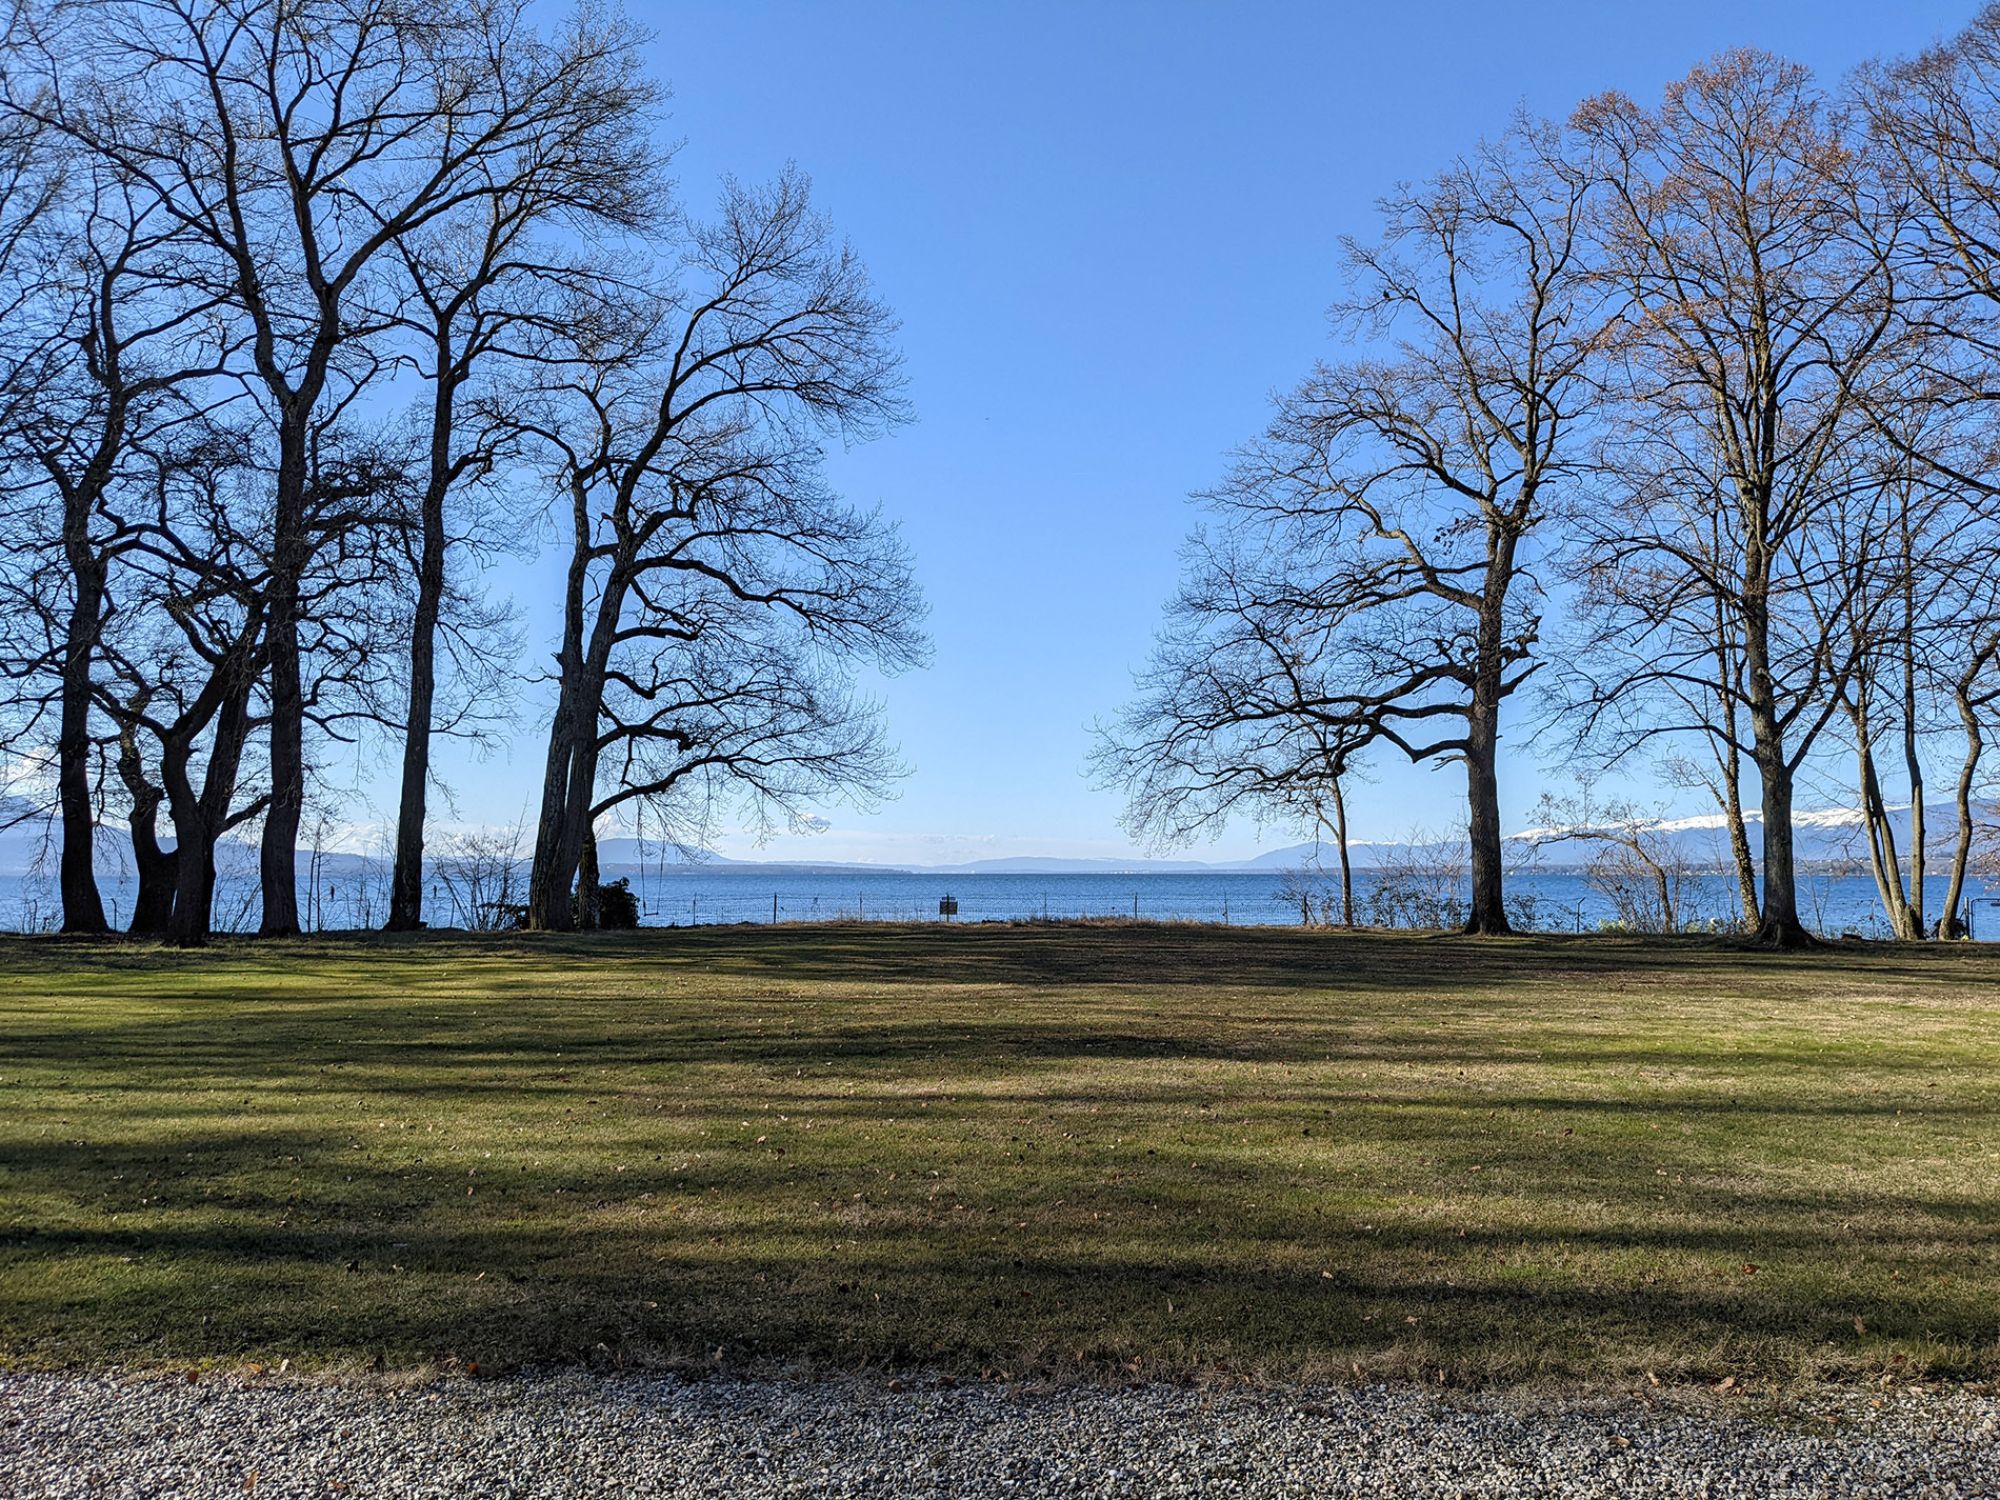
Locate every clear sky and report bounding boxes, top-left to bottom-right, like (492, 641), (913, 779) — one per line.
(413, 0), (1974, 866)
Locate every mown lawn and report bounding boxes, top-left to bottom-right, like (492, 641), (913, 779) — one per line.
(1, 924), (1996, 1387)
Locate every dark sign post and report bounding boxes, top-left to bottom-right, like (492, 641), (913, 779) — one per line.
(938, 894), (959, 921)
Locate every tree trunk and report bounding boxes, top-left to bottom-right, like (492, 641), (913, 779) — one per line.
(529, 529), (631, 931)
(1718, 750), (1760, 930)
(164, 796), (214, 948)
(1332, 781), (1353, 928)
(1941, 684), (1983, 940)
(1899, 503), (1925, 935)
(1648, 853), (1674, 933)
(1855, 728), (1914, 939)
(387, 352), (463, 932)
(1705, 602), (1761, 930)
(577, 824), (601, 930)
(528, 691), (607, 931)
(1463, 705), (1512, 935)
(115, 730), (177, 936)
(387, 490), (447, 931)
(528, 686), (594, 930)
(56, 524), (109, 934)
(258, 424), (310, 937)
(167, 681), (255, 947)
(129, 834), (178, 936)
(1751, 749), (1811, 947)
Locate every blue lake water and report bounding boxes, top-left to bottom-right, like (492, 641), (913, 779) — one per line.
(2, 864), (1992, 939)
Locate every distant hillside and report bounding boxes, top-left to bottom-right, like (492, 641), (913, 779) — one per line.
(1197, 801), (1996, 873)
(8, 799), (1988, 881)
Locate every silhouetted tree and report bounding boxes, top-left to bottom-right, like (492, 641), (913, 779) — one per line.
(1121, 120), (1601, 934)
(514, 174), (924, 930)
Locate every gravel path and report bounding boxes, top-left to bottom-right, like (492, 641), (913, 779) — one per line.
(3, 1370), (1995, 1498)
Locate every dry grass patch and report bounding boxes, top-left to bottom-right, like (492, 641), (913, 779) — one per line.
(0, 924), (1995, 1387)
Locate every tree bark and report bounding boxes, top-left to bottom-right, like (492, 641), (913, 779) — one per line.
(1751, 748), (1811, 947)
(528, 526), (632, 929)
(1331, 781), (1353, 928)
(1941, 683), (1983, 939)
(1714, 735), (1761, 930)
(1900, 553), (1926, 935)
(1855, 724), (1916, 939)
(115, 726), (177, 935)
(166, 681), (255, 947)
(577, 824), (600, 930)
(1462, 567), (1514, 936)
(56, 512), (109, 934)
(1463, 706), (1512, 935)
(258, 422), (310, 937)
(386, 372), (457, 932)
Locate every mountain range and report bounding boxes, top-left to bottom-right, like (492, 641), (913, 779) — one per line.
(0, 797), (1982, 878)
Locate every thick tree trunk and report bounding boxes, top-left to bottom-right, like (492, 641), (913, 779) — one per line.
(528, 699), (606, 931)
(164, 798), (214, 947)
(1463, 708), (1512, 936)
(1741, 559), (1811, 948)
(258, 424), (310, 937)
(1751, 751), (1811, 947)
(528, 533), (630, 931)
(167, 682), (255, 947)
(527, 692), (592, 931)
(56, 533), (109, 934)
(128, 828), (178, 936)
(116, 731), (176, 935)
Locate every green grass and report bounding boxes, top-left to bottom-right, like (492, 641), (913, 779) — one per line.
(2, 923), (1997, 1387)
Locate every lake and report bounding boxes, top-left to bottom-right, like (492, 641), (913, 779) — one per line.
(3, 863), (1991, 939)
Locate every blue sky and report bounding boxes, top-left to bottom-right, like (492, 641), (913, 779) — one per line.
(413, 0), (1972, 866)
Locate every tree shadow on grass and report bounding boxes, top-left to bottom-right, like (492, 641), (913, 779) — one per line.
(3, 925), (1996, 1379)
(3, 1096), (1995, 1380)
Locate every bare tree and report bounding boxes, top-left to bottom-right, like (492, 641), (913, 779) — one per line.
(372, 22), (658, 932)
(12, 0), (659, 935)
(1364, 833), (1471, 931)
(94, 424), (272, 944)
(0, 84), (241, 934)
(1129, 120), (1600, 934)
(1566, 51), (1905, 947)
(1529, 786), (1704, 934)
(428, 820), (528, 929)
(1858, 7), (2000, 937)
(514, 174), (924, 930)
(1093, 523), (1372, 925)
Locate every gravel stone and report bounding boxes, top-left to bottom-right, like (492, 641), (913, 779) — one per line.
(2, 1370), (1994, 1498)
